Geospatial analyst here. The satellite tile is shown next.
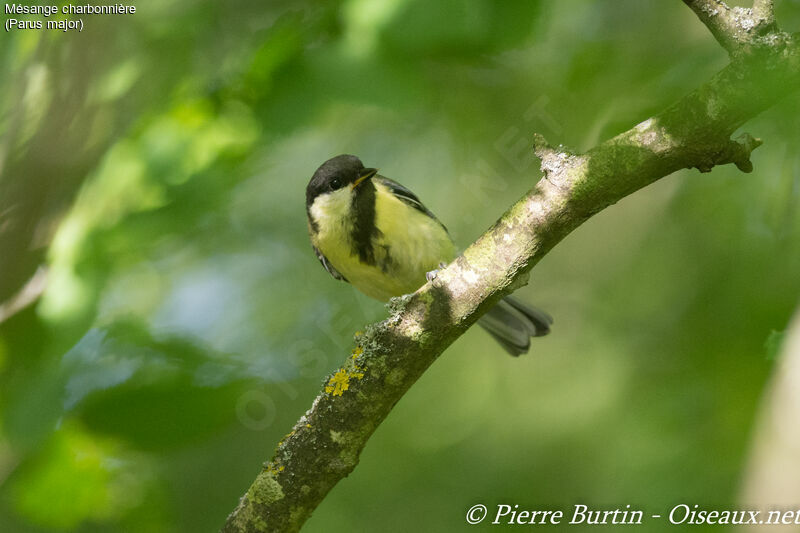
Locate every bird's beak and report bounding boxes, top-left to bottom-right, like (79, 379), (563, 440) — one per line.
(352, 168), (378, 189)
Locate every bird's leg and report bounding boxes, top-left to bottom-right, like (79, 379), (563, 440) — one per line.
(425, 262), (448, 282)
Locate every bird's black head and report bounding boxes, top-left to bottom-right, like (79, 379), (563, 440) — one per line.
(305, 154), (377, 208)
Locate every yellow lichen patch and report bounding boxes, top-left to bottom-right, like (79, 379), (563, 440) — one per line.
(277, 428), (296, 447)
(325, 370), (349, 396)
(263, 462), (284, 475)
(351, 345), (363, 359)
(325, 365), (365, 396)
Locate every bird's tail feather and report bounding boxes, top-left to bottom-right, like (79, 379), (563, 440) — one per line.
(477, 296), (553, 356)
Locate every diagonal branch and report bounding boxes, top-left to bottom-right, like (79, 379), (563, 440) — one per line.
(683, 0), (741, 53)
(683, 0), (779, 54)
(0, 267), (48, 324)
(752, 0), (775, 28)
(221, 7), (800, 533)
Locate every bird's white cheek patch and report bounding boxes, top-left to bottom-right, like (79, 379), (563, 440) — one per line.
(310, 189), (353, 228)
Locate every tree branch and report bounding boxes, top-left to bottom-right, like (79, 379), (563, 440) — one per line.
(0, 267), (48, 324)
(683, 0), (779, 55)
(683, 0), (741, 52)
(752, 0), (775, 29)
(222, 6), (800, 533)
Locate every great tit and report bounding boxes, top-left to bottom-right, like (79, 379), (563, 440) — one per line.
(305, 154), (552, 356)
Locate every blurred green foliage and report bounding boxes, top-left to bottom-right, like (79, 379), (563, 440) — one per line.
(1, 1), (799, 532)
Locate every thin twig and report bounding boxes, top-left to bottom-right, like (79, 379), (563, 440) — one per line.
(0, 266), (48, 324)
(752, 0), (775, 28)
(683, 0), (779, 55)
(683, 0), (740, 53)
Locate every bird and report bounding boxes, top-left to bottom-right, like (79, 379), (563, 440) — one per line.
(305, 154), (552, 356)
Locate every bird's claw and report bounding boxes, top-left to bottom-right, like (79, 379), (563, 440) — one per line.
(425, 263), (448, 282)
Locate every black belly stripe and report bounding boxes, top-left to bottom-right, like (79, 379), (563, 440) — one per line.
(379, 244), (394, 273)
(351, 181), (380, 265)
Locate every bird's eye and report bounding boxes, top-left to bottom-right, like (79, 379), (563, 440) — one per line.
(330, 178), (341, 190)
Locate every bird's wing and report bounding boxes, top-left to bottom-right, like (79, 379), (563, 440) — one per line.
(312, 245), (348, 282)
(375, 176), (448, 231)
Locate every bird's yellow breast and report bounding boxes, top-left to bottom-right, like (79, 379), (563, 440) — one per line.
(309, 180), (456, 302)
